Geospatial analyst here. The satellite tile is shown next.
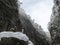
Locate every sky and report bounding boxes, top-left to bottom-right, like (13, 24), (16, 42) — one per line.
(20, 0), (53, 32)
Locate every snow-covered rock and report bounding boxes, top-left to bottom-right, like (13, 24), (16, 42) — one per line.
(0, 31), (29, 41)
(0, 31), (34, 45)
(28, 41), (34, 45)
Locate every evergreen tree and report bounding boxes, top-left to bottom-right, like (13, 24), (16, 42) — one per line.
(48, 0), (60, 45)
(20, 8), (51, 45)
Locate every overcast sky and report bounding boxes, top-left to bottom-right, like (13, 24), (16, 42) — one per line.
(20, 0), (53, 32)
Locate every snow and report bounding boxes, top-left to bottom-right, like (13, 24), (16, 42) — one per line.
(0, 31), (29, 41)
(28, 41), (34, 45)
(0, 31), (34, 45)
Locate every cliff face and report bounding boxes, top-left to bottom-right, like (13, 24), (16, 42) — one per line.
(48, 0), (60, 45)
